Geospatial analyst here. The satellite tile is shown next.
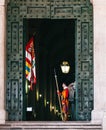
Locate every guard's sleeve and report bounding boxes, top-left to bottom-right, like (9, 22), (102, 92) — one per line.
(64, 88), (69, 99)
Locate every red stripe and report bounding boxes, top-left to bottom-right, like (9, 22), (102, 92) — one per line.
(26, 58), (31, 65)
(26, 37), (34, 52)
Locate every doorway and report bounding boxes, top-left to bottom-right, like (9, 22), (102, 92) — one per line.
(24, 19), (75, 121)
(7, 0), (93, 121)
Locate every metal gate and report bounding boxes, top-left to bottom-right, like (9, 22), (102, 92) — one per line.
(6, 0), (93, 121)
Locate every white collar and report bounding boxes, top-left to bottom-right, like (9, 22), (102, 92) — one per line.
(63, 86), (68, 89)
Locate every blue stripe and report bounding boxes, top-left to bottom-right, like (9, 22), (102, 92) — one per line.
(26, 66), (30, 72)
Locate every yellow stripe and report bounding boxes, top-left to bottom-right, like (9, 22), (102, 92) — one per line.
(26, 70), (30, 75)
(26, 61), (31, 68)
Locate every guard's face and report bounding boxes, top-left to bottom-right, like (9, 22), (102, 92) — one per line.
(62, 83), (66, 88)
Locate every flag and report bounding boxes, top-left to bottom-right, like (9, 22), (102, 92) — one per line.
(26, 37), (36, 90)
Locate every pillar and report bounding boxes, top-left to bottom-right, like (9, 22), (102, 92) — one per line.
(0, 0), (6, 124)
(92, 0), (106, 128)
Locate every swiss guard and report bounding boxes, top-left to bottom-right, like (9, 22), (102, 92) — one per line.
(57, 83), (69, 121)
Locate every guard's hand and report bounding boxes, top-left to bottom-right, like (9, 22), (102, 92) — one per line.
(57, 90), (60, 94)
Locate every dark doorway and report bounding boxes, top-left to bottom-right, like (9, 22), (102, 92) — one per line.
(24, 19), (75, 121)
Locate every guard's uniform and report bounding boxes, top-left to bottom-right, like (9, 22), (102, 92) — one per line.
(61, 85), (69, 121)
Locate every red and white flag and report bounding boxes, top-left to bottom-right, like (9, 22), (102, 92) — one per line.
(26, 37), (36, 90)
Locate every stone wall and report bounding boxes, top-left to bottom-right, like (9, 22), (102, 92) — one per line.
(92, 0), (106, 120)
(0, 0), (6, 124)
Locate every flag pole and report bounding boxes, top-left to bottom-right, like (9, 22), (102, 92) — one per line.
(54, 69), (63, 121)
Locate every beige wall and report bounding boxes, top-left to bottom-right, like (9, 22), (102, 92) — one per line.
(0, 0), (6, 124)
(92, 0), (106, 119)
(91, 0), (106, 129)
(0, 0), (5, 5)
